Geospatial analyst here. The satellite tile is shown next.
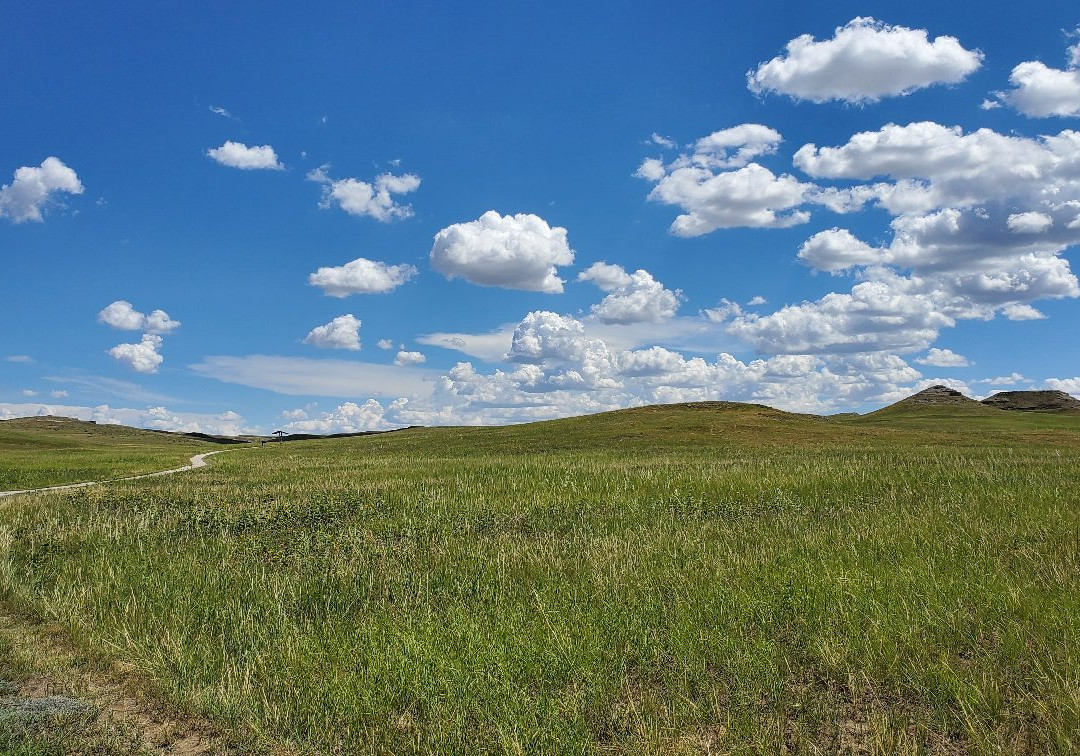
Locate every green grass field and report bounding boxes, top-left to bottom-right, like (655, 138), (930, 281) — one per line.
(1, 403), (1079, 753)
(0, 416), (215, 490)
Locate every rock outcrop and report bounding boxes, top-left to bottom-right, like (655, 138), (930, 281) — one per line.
(901, 385), (980, 406)
(980, 390), (1080, 413)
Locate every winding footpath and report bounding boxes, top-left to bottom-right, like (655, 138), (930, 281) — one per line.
(0, 448), (244, 751)
(0, 449), (231, 499)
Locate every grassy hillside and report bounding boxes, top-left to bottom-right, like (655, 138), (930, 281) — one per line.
(0, 416), (216, 490)
(1, 403), (1079, 752)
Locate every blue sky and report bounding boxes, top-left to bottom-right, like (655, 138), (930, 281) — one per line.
(3, 1), (1079, 434)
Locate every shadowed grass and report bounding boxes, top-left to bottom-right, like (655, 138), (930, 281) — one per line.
(0, 403), (1078, 751)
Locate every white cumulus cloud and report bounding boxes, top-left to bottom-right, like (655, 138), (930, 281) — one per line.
(915, 348), (970, 367)
(207, 141), (283, 170)
(798, 228), (881, 273)
(578, 262), (683, 324)
(992, 34), (1080, 118)
(394, 350), (426, 366)
(636, 125), (819, 236)
(728, 269), (953, 355)
(646, 162), (810, 236)
(308, 165), (420, 221)
(1007, 211), (1053, 234)
(430, 211), (575, 292)
(0, 157), (83, 223)
(108, 334), (164, 374)
(98, 301), (181, 334)
(747, 17), (982, 103)
(303, 314), (361, 350)
(308, 257), (418, 297)
(1001, 303), (1046, 320)
(1045, 377), (1080, 397)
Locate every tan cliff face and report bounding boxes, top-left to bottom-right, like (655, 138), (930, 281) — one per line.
(981, 390), (1080, 413)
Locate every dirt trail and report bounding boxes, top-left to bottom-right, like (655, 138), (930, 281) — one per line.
(0, 450), (231, 499)
(0, 450), (275, 750)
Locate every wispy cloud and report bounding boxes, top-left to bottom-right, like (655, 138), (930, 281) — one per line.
(208, 105), (237, 120)
(190, 355), (437, 398)
(44, 372), (179, 404)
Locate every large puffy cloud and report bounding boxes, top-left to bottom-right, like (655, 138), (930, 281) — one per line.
(206, 141), (283, 170)
(506, 312), (618, 389)
(992, 34), (1080, 117)
(308, 165), (420, 221)
(308, 257), (418, 297)
(509, 311), (601, 364)
(578, 262), (683, 323)
(304, 314), (362, 351)
(998, 63), (1080, 118)
(804, 208), (1079, 279)
(732, 251), (1078, 355)
(780, 122), (1080, 350)
(0, 157), (83, 223)
(635, 124), (847, 236)
(798, 229), (880, 273)
(795, 212), (1079, 313)
(747, 17), (982, 103)
(642, 160), (810, 237)
(430, 211), (575, 292)
(793, 122), (1080, 213)
(98, 301), (180, 334)
(108, 334), (164, 374)
(632, 118), (1080, 365)
(728, 269), (953, 355)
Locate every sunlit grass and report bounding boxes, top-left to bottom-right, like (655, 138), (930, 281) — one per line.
(1, 404), (1078, 751)
(0, 416), (214, 490)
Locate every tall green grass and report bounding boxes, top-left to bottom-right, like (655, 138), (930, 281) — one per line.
(1, 406), (1078, 752)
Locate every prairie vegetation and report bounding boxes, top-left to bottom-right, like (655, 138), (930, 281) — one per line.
(1, 403), (1079, 752)
(0, 416), (213, 490)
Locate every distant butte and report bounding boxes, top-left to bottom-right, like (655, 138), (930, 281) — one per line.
(980, 390), (1080, 413)
(901, 385), (980, 406)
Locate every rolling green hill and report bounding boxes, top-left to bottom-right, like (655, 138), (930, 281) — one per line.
(1, 396), (1079, 752)
(0, 415), (216, 490)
